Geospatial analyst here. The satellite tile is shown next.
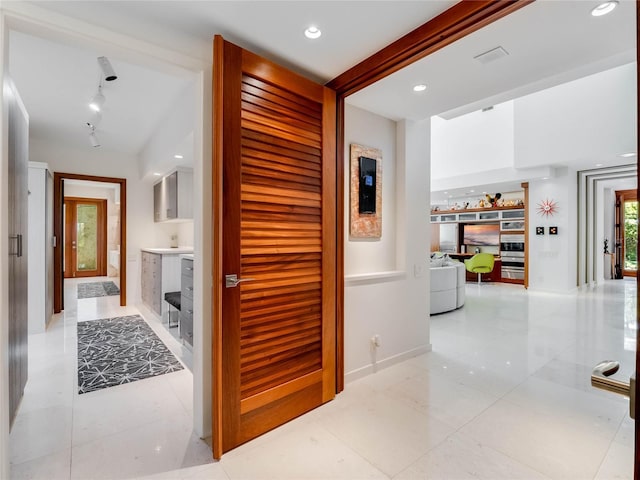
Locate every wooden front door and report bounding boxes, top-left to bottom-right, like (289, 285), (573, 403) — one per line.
(213, 35), (337, 456)
(615, 189), (638, 278)
(64, 197), (107, 278)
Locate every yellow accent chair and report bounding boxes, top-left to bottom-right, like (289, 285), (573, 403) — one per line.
(464, 253), (495, 284)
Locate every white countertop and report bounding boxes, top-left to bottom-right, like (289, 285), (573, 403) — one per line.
(141, 247), (194, 254)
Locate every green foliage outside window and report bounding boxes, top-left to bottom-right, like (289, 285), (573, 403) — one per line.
(624, 201), (637, 271)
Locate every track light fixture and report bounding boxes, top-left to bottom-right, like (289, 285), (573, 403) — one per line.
(87, 122), (100, 148)
(89, 86), (105, 112)
(86, 56), (117, 148)
(97, 56), (118, 82)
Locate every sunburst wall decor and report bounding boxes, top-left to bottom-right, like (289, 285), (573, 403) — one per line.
(536, 198), (558, 217)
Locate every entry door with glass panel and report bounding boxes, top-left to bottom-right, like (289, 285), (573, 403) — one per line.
(64, 197), (107, 278)
(615, 189), (637, 278)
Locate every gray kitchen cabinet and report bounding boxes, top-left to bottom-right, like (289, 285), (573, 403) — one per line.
(153, 167), (193, 222)
(141, 251), (181, 319)
(180, 258), (194, 347)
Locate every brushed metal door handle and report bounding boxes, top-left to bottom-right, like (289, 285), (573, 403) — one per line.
(225, 274), (255, 288)
(591, 360), (635, 419)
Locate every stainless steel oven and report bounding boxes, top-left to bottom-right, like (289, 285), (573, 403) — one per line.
(500, 234), (525, 279)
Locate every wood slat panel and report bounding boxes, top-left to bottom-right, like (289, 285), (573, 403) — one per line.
(240, 342), (320, 376)
(242, 173), (320, 194)
(240, 352), (321, 399)
(242, 110), (321, 145)
(237, 267), (320, 280)
(241, 294), (320, 318)
(243, 77), (322, 118)
(241, 252), (321, 265)
(241, 313), (320, 338)
(240, 370), (323, 414)
(241, 245), (322, 256)
(241, 323), (320, 351)
(240, 338), (321, 374)
(242, 154), (321, 179)
(240, 332), (321, 365)
(242, 118), (321, 150)
(240, 303), (321, 329)
(243, 130), (321, 159)
(242, 221), (321, 231)
(240, 282), (320, 301)
(230, 60), (327, 442)
(242, 99), (321, 134)
(242, 183), (321, 201)
(241, 203), (321, 219)
(242, 194), (320, 209)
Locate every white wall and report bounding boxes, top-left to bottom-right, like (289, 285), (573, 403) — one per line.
(344, 105), (430, 380)
(514, 63), (636, 169)
(344, 105), (397, 274)
(29, 138), (159, 304)
(431, 102), (514, 181)
(138, 82), (196, 179)
(527, 168), (578, 293)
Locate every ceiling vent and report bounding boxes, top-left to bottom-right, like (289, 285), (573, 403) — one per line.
(474, 46), (509, 65)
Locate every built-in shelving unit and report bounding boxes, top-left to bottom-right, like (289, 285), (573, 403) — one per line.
(430, 206), (525, 223)
(430, 206), (526, 285)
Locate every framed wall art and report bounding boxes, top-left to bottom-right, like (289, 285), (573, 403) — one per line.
(350, 143), (382, 238)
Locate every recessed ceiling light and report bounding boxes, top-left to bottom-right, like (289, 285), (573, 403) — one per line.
(469, 190), (475, 193)
(482, 191), (487, 194)
(591, 1), (618, 17)
(619, 152), (637, 158)
(595, 163), (604, 167)
(413, 84), (427, 92)
(542, 177), (549, 180)
(304, 26), (321, 39)
(174, 154), (183, 159)
(153, 172), (162, 176)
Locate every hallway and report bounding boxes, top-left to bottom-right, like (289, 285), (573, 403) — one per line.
(9, 280), (635, 479)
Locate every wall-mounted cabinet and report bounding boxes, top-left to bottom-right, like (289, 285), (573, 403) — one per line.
(153, 167), (193, 222)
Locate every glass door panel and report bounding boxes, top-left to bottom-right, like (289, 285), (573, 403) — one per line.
(623, 199), (638, 274)
(76, 204), (98, 272)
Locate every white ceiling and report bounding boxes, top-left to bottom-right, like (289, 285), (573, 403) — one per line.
(347, 0), (635, 122)
(5, 0), (637, 187)
(8, 30), (193, 154)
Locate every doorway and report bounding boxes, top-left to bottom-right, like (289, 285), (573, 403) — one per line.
(63, 197), (107, 278)
(616, 189), (638, 278)
(53, 173), (127, 311)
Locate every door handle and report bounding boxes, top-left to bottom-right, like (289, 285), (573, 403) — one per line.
(9, 234), (22, 257)
(591, 360), (635, 419)
(225, 274), (255, 288)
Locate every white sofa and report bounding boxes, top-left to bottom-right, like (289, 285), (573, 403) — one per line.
(430, 261), (465, 315)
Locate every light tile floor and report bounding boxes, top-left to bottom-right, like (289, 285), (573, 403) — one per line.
(9, 278), (636, 479)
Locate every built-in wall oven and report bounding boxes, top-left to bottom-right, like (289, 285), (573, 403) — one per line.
(500, 233), (525, 280)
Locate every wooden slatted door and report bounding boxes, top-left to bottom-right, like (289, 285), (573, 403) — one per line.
(213, 36), (337, 455)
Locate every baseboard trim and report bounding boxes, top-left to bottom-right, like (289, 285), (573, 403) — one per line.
(344, 344), (432, 384)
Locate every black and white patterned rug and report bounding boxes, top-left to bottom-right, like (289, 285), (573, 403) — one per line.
(77, 315), (183, 394)
(77, 281), (120, 299)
